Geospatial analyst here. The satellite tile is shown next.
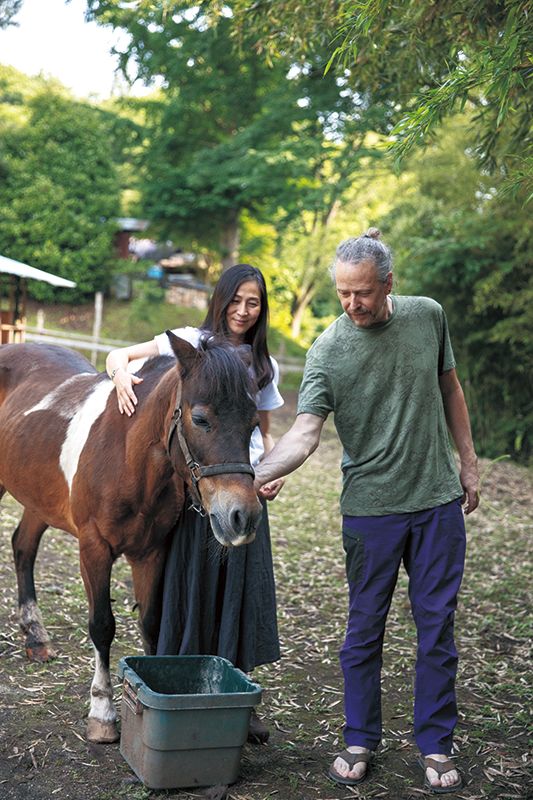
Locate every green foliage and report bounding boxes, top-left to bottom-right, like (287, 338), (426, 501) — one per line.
(85, 1), (392, 274)
(98, 97), (147, 217)
(384, 117), (533, 462)
(267, 142), (401, 341)
(0, 70), (123, 301)
(129, 280), (167, 323)
(86, 3), (302, 255)
(101, 293), (205, 343)
(0, 0), (22, 28)
(231, 0), (533, 197)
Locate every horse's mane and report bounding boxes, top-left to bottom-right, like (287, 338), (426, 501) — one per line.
(135, 340), (257, 409)
(136, 354), (175, 380)
(192, 338), (257, 407)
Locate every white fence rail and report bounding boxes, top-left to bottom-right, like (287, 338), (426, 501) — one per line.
(25, 325), (132, 353)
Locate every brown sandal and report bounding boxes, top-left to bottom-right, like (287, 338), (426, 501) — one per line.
(328, 749), (370, 786)
(418, 755), (463, 794)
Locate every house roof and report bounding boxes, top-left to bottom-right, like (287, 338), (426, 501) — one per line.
(115, 217), (150, 232)
(0, 255), (76, 288)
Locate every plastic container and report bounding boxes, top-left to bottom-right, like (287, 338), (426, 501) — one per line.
(117, 655), (262, 789)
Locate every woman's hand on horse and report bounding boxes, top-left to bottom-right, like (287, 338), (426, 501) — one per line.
(113, 370), (143, 416)
(258, 477), (285, 501)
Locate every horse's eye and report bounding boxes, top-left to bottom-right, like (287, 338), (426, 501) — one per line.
(192, 415), (211, 430)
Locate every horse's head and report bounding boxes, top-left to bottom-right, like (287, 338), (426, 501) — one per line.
(166, 331), (263, 547)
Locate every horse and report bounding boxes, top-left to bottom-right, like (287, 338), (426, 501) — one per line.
(0, 333), (263, 743)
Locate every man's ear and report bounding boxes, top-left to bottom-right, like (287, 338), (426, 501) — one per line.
(166, 330), (198, 375)
(385, 271), (393, 294)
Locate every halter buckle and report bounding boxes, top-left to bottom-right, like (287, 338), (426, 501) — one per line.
(188, 498), (207, 517)
(190, 463), (203, 483)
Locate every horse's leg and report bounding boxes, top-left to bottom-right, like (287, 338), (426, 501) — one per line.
(78, 534), (119, 743)
(11, 509), (54, 661)
(129, 549), (167, 655)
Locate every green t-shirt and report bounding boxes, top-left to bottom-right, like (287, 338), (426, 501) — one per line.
(297, 295), (463, 516)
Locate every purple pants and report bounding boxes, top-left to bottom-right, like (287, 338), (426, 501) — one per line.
(340, 499), (466, 755)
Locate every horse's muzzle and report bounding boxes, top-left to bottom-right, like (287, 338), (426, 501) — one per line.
(209, 500), (262, 547)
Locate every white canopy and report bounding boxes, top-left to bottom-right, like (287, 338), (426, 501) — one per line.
(0, 255), (76, 288)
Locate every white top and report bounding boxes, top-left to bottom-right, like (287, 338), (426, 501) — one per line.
(154, 326), (284, 466)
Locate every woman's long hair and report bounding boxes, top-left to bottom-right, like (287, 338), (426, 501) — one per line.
(201, 264), (274, 389)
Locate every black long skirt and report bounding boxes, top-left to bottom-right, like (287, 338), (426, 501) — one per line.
(156, 498), (280, 673)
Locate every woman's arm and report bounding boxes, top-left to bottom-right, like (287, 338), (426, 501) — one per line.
(257, 410), (284, 500)
(258, 410), (275, 456)
(106, 340), (159, 416)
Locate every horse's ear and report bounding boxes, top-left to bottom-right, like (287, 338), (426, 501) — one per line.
(165, 330), (198, 374)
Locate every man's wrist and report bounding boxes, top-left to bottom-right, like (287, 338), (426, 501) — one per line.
(460, 452), (478, 468)
(254, 464), (276, 485)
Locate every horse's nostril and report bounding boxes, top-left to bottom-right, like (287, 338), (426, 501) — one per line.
(230, 507), (244, 534)
(230, 505), (260, 536)
(209, 501), (262, 545)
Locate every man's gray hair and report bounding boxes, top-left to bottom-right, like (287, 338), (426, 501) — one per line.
(330, 228), (392, 282)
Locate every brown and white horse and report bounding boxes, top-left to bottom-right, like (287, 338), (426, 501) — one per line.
(0, 333), (262, 742)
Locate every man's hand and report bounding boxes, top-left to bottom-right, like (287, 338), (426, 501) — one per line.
(258, 478), (285, 501)
(460, 461), (480, 514)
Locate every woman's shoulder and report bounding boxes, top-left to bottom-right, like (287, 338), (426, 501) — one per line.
(269, 354), (280, 375)
(171, 326), (202, 345)
(154, 326), (201, 354)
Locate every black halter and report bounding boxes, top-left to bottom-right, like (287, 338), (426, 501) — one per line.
(166, 392), (255, 514)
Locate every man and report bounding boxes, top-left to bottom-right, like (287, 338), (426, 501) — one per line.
(255, 229), (479, 793)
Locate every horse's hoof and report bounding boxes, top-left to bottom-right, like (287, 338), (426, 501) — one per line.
(86, 717), (119, 743)
(25, 643), (56, 662)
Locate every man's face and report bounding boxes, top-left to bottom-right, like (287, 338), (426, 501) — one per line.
(335, 258), (393, 328)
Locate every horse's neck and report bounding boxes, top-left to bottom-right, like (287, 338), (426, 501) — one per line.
(125, 368), (180, 475)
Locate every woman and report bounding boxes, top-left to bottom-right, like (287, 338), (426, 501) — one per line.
(106, 264), (284, 743)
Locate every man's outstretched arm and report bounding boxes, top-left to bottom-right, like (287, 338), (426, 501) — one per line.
(254, 413), (325, 496)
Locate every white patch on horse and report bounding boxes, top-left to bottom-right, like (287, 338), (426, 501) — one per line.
(19, 598), (49, 643)
(24, 374), (93, 419)
(60, 381), (114, 492)
(89, 646), (116, 724)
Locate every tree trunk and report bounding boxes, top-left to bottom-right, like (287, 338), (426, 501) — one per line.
(220, 208), (241, 270)
(290, 281), (316, 339)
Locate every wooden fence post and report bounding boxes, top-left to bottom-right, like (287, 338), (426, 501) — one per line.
(91, 291), (103, 366)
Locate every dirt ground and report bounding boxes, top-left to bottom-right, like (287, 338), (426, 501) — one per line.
(0, 391), (531, 800)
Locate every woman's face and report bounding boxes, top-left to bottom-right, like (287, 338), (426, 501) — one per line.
(225, 279), (262, 343)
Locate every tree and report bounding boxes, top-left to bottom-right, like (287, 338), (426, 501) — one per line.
(0, 0), (22, 28)
(383, 116), (532, 461)
(85, 2), (297, 265)
(0, 70), (122, 300)
(230, 0), (532, 199)
(85, 2), (392, 275)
